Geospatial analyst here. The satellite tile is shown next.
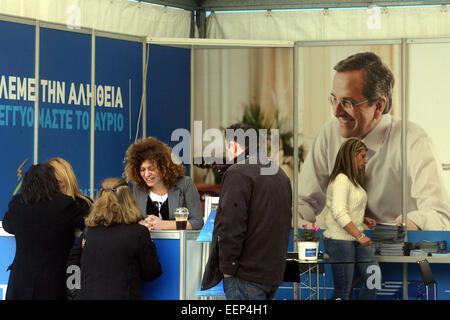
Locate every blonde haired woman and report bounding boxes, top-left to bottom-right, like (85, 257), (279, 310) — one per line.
(66, 178), (162, 300)
(322, 137), (379, 300)
(45, 157), (91, 213)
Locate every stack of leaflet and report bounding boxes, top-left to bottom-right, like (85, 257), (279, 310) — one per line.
(404, 241), (447, 256)
(376, 242), (405, 256)
(372, 223), (405, 242)
(409, 249), (430, 257)
(416, 240), (439, 254)
(372, 223), (406, 256)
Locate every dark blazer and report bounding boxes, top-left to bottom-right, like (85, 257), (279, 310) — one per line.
(66, 223), (162, 300)
(75, 196), (92, 214)
(134, 176), (204, 230)
(201, 157), (292, 290)
(2, 193), (86, 300)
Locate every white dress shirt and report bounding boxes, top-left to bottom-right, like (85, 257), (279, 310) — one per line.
(299, 114), (450, 230)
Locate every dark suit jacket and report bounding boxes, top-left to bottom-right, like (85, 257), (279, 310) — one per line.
(66, 223), (162, 300)
(134, 176), (204, 230)
(201, 157), (292, 290)
(2, 193), (86, 300)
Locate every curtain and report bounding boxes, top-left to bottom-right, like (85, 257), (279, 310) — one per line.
(0, 0), (191, 38)
(192, 47), (293, 183)
(207, 6), (450, 41)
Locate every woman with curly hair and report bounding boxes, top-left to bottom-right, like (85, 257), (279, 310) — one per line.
(124, 137), (204, 230)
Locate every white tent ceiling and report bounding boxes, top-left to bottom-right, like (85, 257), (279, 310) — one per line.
(140, 0), (450, 38)
(0, 0), (448, 40)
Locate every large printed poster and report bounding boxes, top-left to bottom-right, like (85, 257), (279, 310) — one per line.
(94, 36), (142, 193)
(296, 45), (450, 231)
(0, 20), (35, 220)
(38, 27), (91, 194)
(0, 22), (144, 218)
(147, 44), (191, 173)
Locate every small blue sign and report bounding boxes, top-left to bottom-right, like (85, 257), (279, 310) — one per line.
(196, 210), (216, 242)
(305, 248), (317, 257)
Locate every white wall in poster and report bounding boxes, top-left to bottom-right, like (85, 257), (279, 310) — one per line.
(408, 43), (450, 195)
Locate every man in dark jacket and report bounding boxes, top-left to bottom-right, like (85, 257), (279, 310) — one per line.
(201, 123), (292, 300)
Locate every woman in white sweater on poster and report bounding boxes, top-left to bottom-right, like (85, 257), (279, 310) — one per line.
(323, 137), (379, 300)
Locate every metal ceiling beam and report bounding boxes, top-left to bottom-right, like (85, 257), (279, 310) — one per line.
(139, 0), (449, 11)
(138, 0), (198, 10)
(200, 0), (449, 11)
(195, 8), (207, 38)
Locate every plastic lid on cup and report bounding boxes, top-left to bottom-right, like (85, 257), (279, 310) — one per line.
(175, 207), (189, 214)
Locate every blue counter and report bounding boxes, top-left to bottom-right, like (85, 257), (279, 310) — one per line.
(276, 230), (450, 300)
(2, 225), (449, 300)
(0, 225), (203, 300)
(143, 230), (203, 300)
(0, 226), (14, 300)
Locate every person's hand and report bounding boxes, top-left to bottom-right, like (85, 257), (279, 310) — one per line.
(394, 219), (420, 230)
(291, 211), (305, 228)
(363, 217), (377, 229)
(147, 215), (165, 230)
(223, 274), (232, 278)
(139, 219), (150, 229)
(358, 235), (373, 247)
(406, 219), (420, 230)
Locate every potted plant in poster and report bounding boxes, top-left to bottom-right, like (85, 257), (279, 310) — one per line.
(294, 224), (321, 261)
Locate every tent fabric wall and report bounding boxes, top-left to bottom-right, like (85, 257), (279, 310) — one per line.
(2, 1), (449, 41)
(207, 6), (450, 41)
(0, 0), (191, 38)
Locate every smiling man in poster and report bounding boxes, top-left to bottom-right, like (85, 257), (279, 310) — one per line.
(298, 51), (450, 231)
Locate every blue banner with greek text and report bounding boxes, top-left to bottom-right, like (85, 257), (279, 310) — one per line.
(0, 20), (35, 220)
(38, 27), (91, 195)
(94, 36), (142, 193)
(147, 44), (191, 174)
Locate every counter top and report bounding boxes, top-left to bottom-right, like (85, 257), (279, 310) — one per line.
(288, 251), (450, 264)
(150, 230), (200, 240)
(0, 223), (12, 237)
(376, 255), (450, 264)
(0, 223), (201, 240)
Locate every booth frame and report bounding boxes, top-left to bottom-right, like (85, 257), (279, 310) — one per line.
(1, 10), (450, 299)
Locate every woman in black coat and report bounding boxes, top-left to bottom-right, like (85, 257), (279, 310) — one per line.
(2, 164), (86, 300)
(66, 177), (162, 300)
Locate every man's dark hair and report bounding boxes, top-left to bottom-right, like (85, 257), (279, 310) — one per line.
(334, 52), (394, 114)
(225, 123), (259, 156)
(19, 163), (60, 204)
